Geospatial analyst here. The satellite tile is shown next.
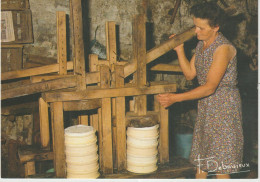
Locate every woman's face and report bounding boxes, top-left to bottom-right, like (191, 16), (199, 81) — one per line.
(193, 17), (219, 41)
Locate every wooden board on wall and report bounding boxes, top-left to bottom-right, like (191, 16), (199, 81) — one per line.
(1, 0), (30, 10)
(1, 47), (23, 72)
(2, 10), (33, 44)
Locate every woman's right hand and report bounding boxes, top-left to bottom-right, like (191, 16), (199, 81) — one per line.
(169, 33), (184, 52)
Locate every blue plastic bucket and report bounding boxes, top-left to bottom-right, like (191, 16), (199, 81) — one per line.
(175, 133), (193, 159)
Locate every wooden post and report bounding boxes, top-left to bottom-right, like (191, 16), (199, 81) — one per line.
(106, 21), (117, 65)
(89, 54), (99, 72)
(159, 105), (169, 164)
(133, 14), (147, 116)
(106, 21), (118, 169)
(24, 161), (36, 177)
(39, 97), (50, 148)
(99, 65), (113, 173)
(71, 0), (86, 90)
(78, 115), (88, 125)
(57, 11), (67, 75)
(51, 102), (66, 178)
(89, 54), (99, 133)
(115, 65), (126, 171)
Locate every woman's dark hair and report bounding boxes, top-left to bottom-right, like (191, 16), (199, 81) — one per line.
(190, 2), (225, 28)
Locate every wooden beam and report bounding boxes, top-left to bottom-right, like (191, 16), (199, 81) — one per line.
(85, 71), (100, 85)
(63, 99), (101, 111)
(159, 105), (169, 164)
(30, 74), (73, 83)
(39, 98), (50, 148)
(2, 75), (77, 100)
(124, 26), (195, 77)
(115, 65), (126, 171)
(90, 113), (99, 132)
(106, 21), (117, 65)
(1, 101), (38, 115)
(133, 14), (147, 116)
(57, 11), (67, 75)
(89, 54), (99, 72)
(101, 97), (113, 174)
(150, 64), (182, 72)
(24, 161), (36, 177)
(42, 83), (177, 102)
(71, 0), (86, 90)
(24, 54), (57, 65)
(100, 65), (113, 173)
(1, 61), (73, 81)
(78, 115), (88, 125)
(52, 102), (66, 178)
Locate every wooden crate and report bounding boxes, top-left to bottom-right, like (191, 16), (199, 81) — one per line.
(1, 10), (33, 44)
(1, 0), (30, 11)
(1, 45), (23, 73)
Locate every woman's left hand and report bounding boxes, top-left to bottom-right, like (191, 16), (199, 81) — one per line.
(156, 93), (178, 108)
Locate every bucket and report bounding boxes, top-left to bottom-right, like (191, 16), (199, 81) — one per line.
(175, 133), (193, 159)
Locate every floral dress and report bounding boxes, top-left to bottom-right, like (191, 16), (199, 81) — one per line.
(189, 33), (244, 174)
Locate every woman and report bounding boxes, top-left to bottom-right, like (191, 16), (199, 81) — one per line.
(157, 2), (244, 179)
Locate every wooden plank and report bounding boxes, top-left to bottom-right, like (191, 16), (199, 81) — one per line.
(52, 102), (66, 178)
(18, 146), (53, 163)
(39, 98), (50, 148)
(24, 161), (36, 177)
(71, 0), (86, 90)
(1, 0), (30, 10)
(42, 83), (177, 102)
(106, 22), (117, 169)
(123, 27), (196, 77)
(30, 71), (99, 85)
(101, 98), (113, 174)
(2, 75), (77, 100)
(99, 65), (113, 173)
(57, 11), (67, 75)
(24, 54), (57, 66)
(102, 162), (195, 179)
(150, 64), (182, 72)
(90, 113), (99, 132)
(1, 101), (38, 115)
(85, 71), (100, 84)
(2, 10), (33, 44)
(1, 78), (31, 91)
(2, 61), (73, 81)
(115, 65), (126, 171)
(97, 107), (103, 170)
(63, 99), (101, 111)
(89, 54), (99, 72)
(1, 47), (23, 73)
(132, 15), (147, 115)
(78, 115), (88, 125)
(106, 21), (117, 65)
(30, 74), (73, 83)
(159, 105), (169, 164)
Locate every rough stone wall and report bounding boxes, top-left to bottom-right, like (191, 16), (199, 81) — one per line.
(2, 0), (257, 174)
(23, 0), (257, 66)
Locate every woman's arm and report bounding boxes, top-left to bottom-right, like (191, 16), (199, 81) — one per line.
(169, 34), (196, 80)
(157, 44), (236, 108)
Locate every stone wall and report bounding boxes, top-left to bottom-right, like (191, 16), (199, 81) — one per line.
(2, 0), (257, 176)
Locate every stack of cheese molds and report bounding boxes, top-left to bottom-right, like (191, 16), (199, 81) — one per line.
(65, 125), (99, 179)
(126, 124), (159, 173)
